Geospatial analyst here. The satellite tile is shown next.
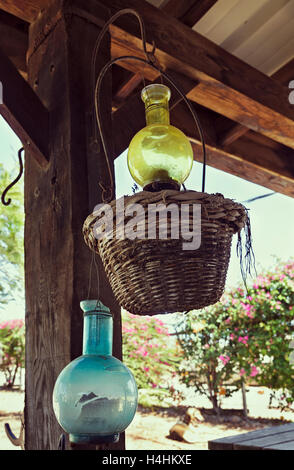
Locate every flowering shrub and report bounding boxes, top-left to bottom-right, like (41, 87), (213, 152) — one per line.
(177, 260), (294, 412)
(226, 261), (294, 410)
(0, 319), (25, 388)
(176, 308), (241, 412)
(122, 310), (181, 404)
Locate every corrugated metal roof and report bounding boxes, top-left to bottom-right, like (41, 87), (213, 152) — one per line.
(147, 0), (294, 76)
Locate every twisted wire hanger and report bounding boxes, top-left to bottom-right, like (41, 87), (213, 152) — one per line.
(1, 147), (24, 206)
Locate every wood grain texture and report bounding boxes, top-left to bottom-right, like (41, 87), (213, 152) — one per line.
(0, 0), (48, 22)
(0, 10), (28, 73)
(179, 0), (218, 27)
(106, 0), (294, 149)
(174, 102), (294, 197)
(161, 0), (218, 27)
(25, 0), (123, 450)
(209, 423), (294, 450)
(218, 57), (294, 146)
(2, 0), (294, 149)
(0, 47), (49, 166)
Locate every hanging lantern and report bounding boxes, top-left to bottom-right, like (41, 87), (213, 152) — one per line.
(82, 9), (253, 316)
(127, 83), (193, 191)
(52, 300), (138, 445)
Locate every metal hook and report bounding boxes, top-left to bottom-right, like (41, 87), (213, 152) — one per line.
(1, 147), (24, 206)
(4, 414), (25, 450)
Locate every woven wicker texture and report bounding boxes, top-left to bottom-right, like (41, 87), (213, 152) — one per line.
(83, 190), (248, 315)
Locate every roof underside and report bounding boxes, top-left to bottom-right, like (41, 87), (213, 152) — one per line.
(0, 0), (294, 197)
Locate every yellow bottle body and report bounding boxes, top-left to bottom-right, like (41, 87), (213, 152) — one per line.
(127, 84), (193, 189)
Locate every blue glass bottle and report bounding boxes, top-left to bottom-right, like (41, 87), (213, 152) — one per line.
(52, 300), (138, 445)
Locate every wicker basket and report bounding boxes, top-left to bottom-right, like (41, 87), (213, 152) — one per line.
(83, 190), (248, 315)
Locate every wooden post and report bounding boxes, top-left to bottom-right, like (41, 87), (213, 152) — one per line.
(24, 0), (124, 450)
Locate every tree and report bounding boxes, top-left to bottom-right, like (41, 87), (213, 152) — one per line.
(176, 307), (241, 413)
(227, 261), (294, 410)
(176, 260), (294, 413)
(0, 163), (24, 306)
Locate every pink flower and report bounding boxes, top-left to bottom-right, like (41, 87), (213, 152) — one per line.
(250, 366), (259, 377)
(204, 343), (210, 349)
(0, 319), (24, 330)
(143, 367), (149, 372)
(239, 368), (246, 377)
(135, 346), (148, 357)
(225, 318), (231, 324)
(238, 335), (248, 344)
(230, 334), (235, 340)
(219, 355), (230, 365)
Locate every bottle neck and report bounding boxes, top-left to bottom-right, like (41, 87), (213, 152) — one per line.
(145, 103), (170, 126)
(82, 312), (113, 355)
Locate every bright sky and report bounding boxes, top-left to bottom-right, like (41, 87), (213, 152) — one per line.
(1, 115), (294, 320)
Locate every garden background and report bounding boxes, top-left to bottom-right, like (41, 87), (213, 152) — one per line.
(1, 115), (294, 450)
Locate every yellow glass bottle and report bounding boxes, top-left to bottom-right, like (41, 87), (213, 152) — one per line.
(127, 84), (193, 190)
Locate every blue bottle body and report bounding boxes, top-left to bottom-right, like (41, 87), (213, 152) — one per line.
(52, 300), (138, 444)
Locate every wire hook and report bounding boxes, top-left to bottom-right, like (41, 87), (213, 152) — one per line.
(1, 147), (24, 206)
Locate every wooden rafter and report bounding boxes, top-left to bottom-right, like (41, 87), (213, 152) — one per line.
(0, 47), (49, 166)
(162, 0), (218, 27)
(113, 71), (143, 109)
(102, 0), (294, 151)
(0, 0), (47, 22)
(0, 10), (28, 73)
(115, 0), (218, 107)
(2, 0), (294, 149)
(0, 0), (294, 195)
(218, 57), (294, 147)
(173, 102), (294, 197)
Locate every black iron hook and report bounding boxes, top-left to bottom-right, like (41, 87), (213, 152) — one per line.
(1, 147), (24, 206)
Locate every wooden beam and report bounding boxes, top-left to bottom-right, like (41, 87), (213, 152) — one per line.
(219, 122), (249, 147)
(112, 0), (217, 110)
(192, 137), (294, 197)
(0, 47), (49, 167)
(181, 0), (218, 26)
(162, 0), (218, 27)
(25, 0), (123, 450)
(0, 0), (47, 22)
(106, 0), (294, 150)
(271, 58), (294, 86)
(161, 0), (196, 20)
(173, 102), (294, 197)
(0, 10), (28, 73)
(113, 71), (143, 109)
(218, 57), (294, 146)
